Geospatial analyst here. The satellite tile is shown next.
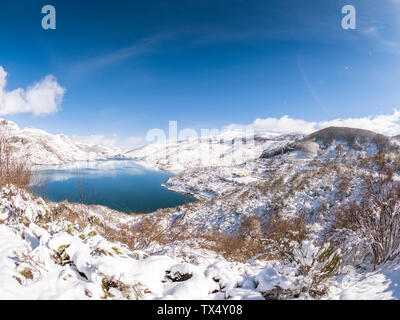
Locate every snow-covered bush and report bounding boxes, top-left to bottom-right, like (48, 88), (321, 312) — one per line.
(0, 185), (51, 224)
(259, 241), (342, 299)
(329, 153), (400, 266)
(290, 241), (342, 297)
(330, 200), (400, 266)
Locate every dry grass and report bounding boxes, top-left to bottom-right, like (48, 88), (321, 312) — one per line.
(200, 214), (309, 263)
(75, 212), (190, 253)
(201, 230), (264, 263)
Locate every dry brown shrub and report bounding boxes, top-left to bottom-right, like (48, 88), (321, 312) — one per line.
(198, 215), (308, 263)
(335, 173), (353, 200)
(262, 215), (308, 261)
(52, 202), (90, 230)
(197, 216), (264, 262)
(201, 229), (264, 263)
(97, 214), (189, 252)
(0, 127), (31, 189)
(328, 152), (400, 265)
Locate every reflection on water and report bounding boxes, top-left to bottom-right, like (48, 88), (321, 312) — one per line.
(31, 160), (147, 184)
(31, 160), (194, 213)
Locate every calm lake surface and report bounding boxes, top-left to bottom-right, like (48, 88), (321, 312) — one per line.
(31, 160), (194, 213)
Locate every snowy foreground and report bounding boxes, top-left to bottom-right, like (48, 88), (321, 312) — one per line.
(0, 185), (273, 300)
(2, 124), (400, 299)
(4, 186), (399, 300)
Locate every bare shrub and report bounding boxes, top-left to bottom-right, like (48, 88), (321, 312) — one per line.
(199, 214), (309, 263)
(99, 215), (189, 253)
(200, 216), (265, 262)
(335, 144), (345, 156)
(201, 229), (264, 263)
(262, 215), (308, 261)
(52, 202), (90, 231)
(127, 218), (169, 251)
(335, 172), (353, 200)
(328, 153), (400, 265)
(0, 127), (31, 189)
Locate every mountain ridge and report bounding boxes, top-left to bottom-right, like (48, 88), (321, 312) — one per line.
(0, 118), (123, 166)
(2, 118), (399, 169)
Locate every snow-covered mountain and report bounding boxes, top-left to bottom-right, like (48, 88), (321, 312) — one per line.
(125, 132), (303, 173)
(261, 126), (395, 159)
(125, 126), (398, 173)
(3, 116), (397, 171)
(0, 118), (123, 166)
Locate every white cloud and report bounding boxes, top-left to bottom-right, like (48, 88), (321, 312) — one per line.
(0, 66), (65, 116)
(224, 109), (400, 136)
(70, 134), (118, 147)
(318, 110), (400, 136)
(224, 115), (317, 134)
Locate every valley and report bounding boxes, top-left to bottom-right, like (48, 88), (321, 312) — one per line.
(1, 118), (400, 299)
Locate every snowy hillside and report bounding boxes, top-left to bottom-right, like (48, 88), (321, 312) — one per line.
(260, 127), (395, 159)
(125, 132), (303, 173)
(2, 121), (400, 299)
(125, 127), (400, 173)
(0, 185), (272, 300)
(0, 118), (122, 165)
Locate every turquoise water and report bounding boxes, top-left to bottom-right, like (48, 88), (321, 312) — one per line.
(31, 160), (194, 213)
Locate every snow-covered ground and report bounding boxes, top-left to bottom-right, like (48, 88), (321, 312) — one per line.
(2, 121), (400, 299)
(0, 185), (275, 300)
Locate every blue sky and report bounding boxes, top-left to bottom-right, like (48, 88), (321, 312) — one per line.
(1, 0), (400, 147)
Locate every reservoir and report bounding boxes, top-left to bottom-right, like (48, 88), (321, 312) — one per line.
(31, 160), (194, 213)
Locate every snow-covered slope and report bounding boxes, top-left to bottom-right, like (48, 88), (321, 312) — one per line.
(125, 126), (399, 173)
(261, 126), (396, 160)
(3, 120), (400, 300)
(0, 185), (271, 300)
(3, 181), (400, 300)
(0, 118), (122, 166)
(125, 132), (303, 173)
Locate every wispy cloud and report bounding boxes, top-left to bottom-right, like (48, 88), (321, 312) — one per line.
(361, 26), (400, 54)
(70, 11), (347, 77)
(71, 31), (184, 75)
(0, 66), (65, 116)
(224, 109), (400, 136)
(297, 57), (329, 115)
(358, 0), (400, 54)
